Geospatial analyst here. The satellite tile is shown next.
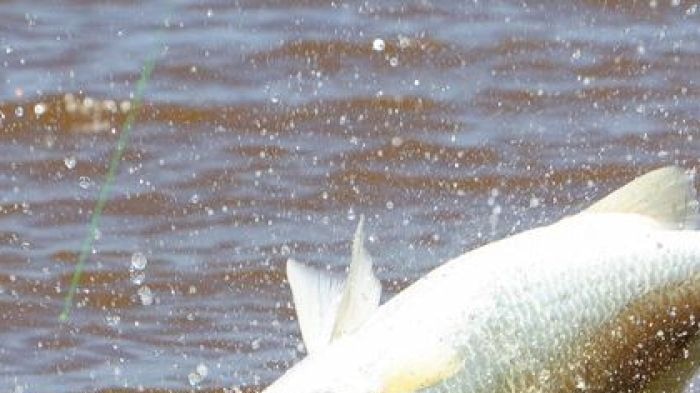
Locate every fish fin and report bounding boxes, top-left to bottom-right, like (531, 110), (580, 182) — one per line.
(586, 166), (698, 229)
(286, 258), (345, 353)
(331, 216), (382, 339)
(287, 217), (381, 351)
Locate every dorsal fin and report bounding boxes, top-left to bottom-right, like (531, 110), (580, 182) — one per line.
(331, 216), (382, 339)
(286, 217), (382, 353)
(286, 259), (345, 353)
(586, 166), (698, 229)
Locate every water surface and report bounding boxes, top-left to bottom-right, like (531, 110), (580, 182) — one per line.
(1, 1), (699, 392)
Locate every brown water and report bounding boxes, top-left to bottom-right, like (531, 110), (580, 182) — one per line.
(1, 1), (699, 392)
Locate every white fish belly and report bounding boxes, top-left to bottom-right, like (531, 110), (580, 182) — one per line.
(366, 216), (700, 393)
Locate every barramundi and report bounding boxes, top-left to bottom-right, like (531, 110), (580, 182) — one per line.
(263, 166), (700, 393)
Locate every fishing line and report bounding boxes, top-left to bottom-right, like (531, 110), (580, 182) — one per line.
(59, 22), (166, 322)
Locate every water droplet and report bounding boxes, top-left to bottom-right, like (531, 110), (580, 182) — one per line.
(33, 102), (46, 116)
(372, 38), (385, 52)
(130, 270), (145, 285)
(137, 285), (153, 305)
(389, 57), (399, 67)
(280, 244), (291, 256)
(131, 252), (147, 270)
(189, 194), (200, 204)
(119, 100), (131, 113)
(196, 363), (208, 377)
(251, 338), (261, 350)
(78, 176), (91, 189)
(492, 205), (502, 216)
(64, 156), (76, 169)
(386, 200), (394, 210)
(398, 35), (411, 49)
(105, 314), (121, 326)
(391, 136), (403, 147)
(188, 372), (203, 387)
(14, 106), (23, 117)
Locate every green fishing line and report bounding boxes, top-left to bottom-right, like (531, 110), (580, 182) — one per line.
(59, 58), (157, 322)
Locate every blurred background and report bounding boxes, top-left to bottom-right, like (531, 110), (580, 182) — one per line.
(0, 0), (699, 392)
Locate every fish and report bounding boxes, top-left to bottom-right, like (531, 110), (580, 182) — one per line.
(262, 166), (700, 393)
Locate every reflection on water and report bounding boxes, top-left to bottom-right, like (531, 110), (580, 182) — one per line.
(0, 1), (698, 392)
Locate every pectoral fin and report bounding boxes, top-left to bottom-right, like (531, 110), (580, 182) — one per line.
(332, 216), (382, 338)
(286, 216), (382, 353)
(286, 259), (345, 353)
(586, 166), (698, 229)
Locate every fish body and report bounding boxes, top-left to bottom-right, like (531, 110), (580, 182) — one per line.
(263, 167), (700, 393)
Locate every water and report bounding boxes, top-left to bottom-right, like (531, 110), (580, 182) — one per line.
(130, 252), (148, 271)
(1, 1), (699, 392)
